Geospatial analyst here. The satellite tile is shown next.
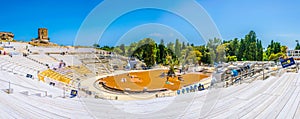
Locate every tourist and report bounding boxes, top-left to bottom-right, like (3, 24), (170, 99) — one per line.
(121, 78), (126, 83)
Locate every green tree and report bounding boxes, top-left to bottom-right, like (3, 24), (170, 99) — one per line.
(268, 53), (277, 61)
(207, 38), (222, 63)
(93, 43), (100, 48)
(274, 42), (281, 54)
(280, 46), (288, 54)
(166, 55), (178, 76)
(237, 38), (246, 60)
(268, 52), (285, 61)
(295, 42), (300, 50)
(194, 45), (211, 64)
(256, 40), (263, 61)
(157, 39), (166, 64)
(202, 52), (211, 64)
(248, 42), (257, 61)
(228, 38), (239, 56)
(266, 40), (283, 59)
(181, 46), (202, 65)
(127, 42), (137, 56)
(193, 50), (202, 64)
(263, 52), (268, 61)
(216, 44), (226, 62)
(167, 42), (175, 53)
(182, 42), (186, 50)
(100, 46), (114, 51)
(244, 31), (257, 61)
(113, 47), (122, 54)
(119, 44), (126, 56)
(227, 56), (238, 62)
(175, 39), (181, 58)
(132, 38), (157, 67)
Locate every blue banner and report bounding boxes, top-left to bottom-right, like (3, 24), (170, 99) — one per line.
(280, 57), (295, 68)
(70, 90), (78, 98)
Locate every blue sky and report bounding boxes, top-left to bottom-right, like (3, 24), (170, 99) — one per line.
(1, 0), (300, 49)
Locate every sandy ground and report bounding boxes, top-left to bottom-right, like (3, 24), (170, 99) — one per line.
(101, 69), (210, 91)
(80, 69), (211, 100)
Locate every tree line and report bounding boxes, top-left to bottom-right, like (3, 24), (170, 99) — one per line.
(96, 30), (289, 67)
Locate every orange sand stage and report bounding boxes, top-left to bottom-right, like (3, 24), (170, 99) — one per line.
(100, 70), (210, 92)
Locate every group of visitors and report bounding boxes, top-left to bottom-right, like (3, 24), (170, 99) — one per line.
(58, 60), (66, 68)
(0, 50), (7, 55)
